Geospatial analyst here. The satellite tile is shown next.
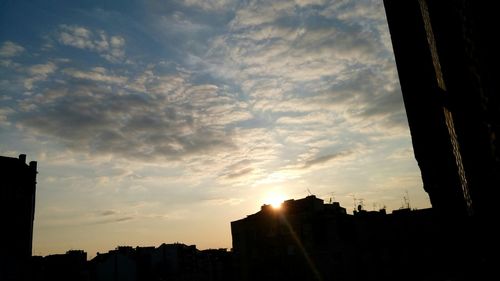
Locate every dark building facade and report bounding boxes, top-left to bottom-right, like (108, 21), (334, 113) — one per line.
(31, 250), (89, 281)
(383, 1), (498, 276)
(383, 0), (499, 220)
(231, 196), (350, 281)
(87, 243), (233, 281)
(0, 154), (38, 281)
(231, 196), (445, 281)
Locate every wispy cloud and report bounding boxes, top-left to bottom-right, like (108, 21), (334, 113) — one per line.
(13, 64), (253, 164)
(99, 210), (117, 216)
(62, 67), (128, 85)
(0, 41), (25, 57)
(58, 25), (126, 62)
(23, 62), (57, 90)
(1, 0), (429, 256)
(180, 0), (236, 11)
(300, 151), (353, 169)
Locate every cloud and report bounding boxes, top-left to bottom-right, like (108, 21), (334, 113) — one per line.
(209, 6), (406, 134)
(100, 210), (117, 216)
(202, 197), (244, 206)
(88, 215), (134, 225)
(0, 107), (14, 126)
(24, 62), (58, 90)
(295, 0), (325, 7)
(180, 0), (236, 11)
(58, 25), (126, 62)
(113, 217), (134, 222)
(63, 67), (128, 85)
(28, 62), (58, 76)
(202, 0), (395, 118)
(59, 26), (93, 48)
(229, 0), (298, 29)
(224, 167), (254, 179)
(0, 41), (25, 57)
(301, 151), (352, 169)
(3, 0), (417, 212)
(13, 66), (251, 163)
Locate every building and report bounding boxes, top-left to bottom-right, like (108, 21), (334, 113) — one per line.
(232, 196), (353, 281)
(31, 250), (88, 281)
(383, 1), (497, 277)
(152, 243), (198, 281)
(231, 195), (456, 281)
(198, 248), (234, 281)
(383, 0), (499, 220)
(88, 243), (233, 281)
(91, 247), (137, 281)
(0, 154), (38, 281)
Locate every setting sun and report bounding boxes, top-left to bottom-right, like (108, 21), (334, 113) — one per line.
(267, 194), (286, 209)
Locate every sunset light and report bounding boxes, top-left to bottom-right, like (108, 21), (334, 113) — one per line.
(0, 0), (433, 259)
(267, 194), (286, 209)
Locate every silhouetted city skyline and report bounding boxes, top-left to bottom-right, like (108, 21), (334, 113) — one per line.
(1, 0), (498, 280)
(0, 0), (432, 258)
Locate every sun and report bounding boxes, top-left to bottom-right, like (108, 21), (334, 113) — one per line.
(267, 194), (286, 209)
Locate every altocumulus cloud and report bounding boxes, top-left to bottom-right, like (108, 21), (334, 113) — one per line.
(3, 0), (409, 176)
(0, 1), (436, 258)
(0, 41), (25, 57)
(0, 0), (425, 214)
(58, 25), (125, 62)
(14, 63), (249, 162)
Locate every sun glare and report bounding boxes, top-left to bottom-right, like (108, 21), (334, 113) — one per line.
(267, 194), (286, 209)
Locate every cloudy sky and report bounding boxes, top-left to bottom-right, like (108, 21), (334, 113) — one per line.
(0, 0), (430, 257)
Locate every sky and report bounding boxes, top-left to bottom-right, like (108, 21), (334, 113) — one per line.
(0, 0), (431, 257)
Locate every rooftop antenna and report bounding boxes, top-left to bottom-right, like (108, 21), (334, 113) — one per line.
(406, 190), (411, 209)
(351, 194), (357, 212)
(329, 192), (335, 203)
(307, 188), (312, 196)
(402, 191), (411, 209)
(358, 198), (365, 211)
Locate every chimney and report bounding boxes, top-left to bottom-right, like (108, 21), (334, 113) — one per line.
(19, 154), (26, 163)
(29, 161), (37, 171)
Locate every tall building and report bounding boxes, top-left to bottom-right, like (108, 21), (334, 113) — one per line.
(0, 154), (38, 280)
(383, 2), (498, 276)
(231, 196), (444, 281)
(383, 0), (499, 220)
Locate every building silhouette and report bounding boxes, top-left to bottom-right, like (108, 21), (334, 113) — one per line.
(27, 244), (234, 281)
(231, 195), (448, 281)
(383, 1), (498, 277)
(31, 250), (88, 281)
(0, 154), (38, 281)
(383, 0), (499, 219)
(87, 243), (233, 281)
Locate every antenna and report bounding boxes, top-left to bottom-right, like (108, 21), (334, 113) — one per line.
(402, 191), (410, 209)
(307, 188), (312, 196)
(358, 198), (365, 211)
(351, 194), (357, 212)
(406, 190), (411, 209)
(329, 191), (335, 204)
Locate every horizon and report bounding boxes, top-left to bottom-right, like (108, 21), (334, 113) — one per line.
(0, 0), (431, 258)
(31, 192), (426, 260)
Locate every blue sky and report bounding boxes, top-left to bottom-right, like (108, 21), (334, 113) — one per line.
(0, 0), (430, 257)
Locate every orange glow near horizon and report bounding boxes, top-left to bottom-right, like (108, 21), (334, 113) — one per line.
(266, 193), (286, 209)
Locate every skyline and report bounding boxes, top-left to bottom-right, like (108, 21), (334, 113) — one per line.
(0, 0), (431, 257)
